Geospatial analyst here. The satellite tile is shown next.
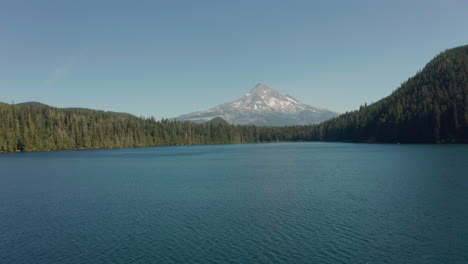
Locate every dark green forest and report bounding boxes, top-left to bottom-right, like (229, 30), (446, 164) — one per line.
(1, 45), (467, 152)
(0, 102), (310, 152)
(311, 44), (468, 143)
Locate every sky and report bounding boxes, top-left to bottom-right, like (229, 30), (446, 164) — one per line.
(1, 0), (468, 119)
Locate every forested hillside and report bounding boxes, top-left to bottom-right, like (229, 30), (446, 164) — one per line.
(1, 45), (468, 152)
(0, 102), (311, 152)
(311, 45), (468, 143)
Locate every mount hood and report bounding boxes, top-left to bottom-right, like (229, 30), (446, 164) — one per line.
(175, 83), (339, 126)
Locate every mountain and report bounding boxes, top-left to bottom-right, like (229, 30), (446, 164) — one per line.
(175, 83), (339, 126)
(313, 44), (468, 143)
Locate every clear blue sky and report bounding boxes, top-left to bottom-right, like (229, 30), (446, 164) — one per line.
(1, 0), (468, 118)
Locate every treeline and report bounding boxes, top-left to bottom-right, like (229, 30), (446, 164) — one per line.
(0, 103), (313, 152)
(1, 45), (468, 152)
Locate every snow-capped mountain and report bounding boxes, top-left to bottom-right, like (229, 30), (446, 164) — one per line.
(175, 83), (339, 126)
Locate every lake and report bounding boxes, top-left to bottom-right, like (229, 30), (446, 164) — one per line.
(0, 143), (467, 263)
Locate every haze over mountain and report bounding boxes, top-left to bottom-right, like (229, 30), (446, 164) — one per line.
(175, 83), (339, 126)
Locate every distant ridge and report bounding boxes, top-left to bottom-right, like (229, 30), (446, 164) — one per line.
(13, 101), (137, 119)
(205, 117), (229, 125)
(16, 101), (49, 108)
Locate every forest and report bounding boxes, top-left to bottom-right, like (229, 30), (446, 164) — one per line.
(0, 102), (311, 152)
(311, 45), (468, 143)
(1, 45), (467, 152)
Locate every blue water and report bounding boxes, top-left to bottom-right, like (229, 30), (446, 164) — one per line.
(0, 143), (467, 264)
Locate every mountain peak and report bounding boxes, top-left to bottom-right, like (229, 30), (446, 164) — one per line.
(249, 83), (280, 98)
(251, 83), (273, 91)
(252, 82), (271, 90)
